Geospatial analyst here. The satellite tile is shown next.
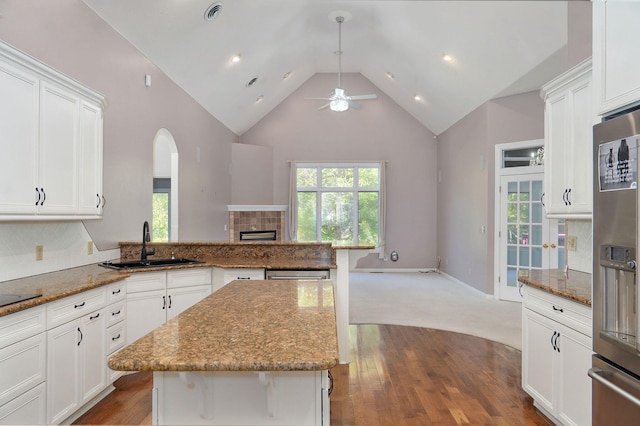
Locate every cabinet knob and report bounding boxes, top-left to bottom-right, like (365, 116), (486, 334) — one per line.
(543, 244), (549, 248)
(551, 244), (557, 249)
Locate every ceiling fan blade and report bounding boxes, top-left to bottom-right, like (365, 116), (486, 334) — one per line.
(348, 101), (362, 109)
(349, 94), (378, 100)
(318, 103), (331, 110)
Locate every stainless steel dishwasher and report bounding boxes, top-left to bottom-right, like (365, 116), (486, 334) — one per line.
(265, 269), (330, 280)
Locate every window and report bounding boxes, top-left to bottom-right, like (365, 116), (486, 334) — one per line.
(296, 163), (380, 246)
(152, 178), (171, 242)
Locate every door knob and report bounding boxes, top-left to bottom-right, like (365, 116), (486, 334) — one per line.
(543, 244), (549, 248)
(551, 244), (557, 249)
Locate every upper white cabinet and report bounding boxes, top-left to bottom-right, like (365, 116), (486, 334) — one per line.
(0, 41), (107, 220)
(541, 59), (593, 219)
(593, 0), (640, 116)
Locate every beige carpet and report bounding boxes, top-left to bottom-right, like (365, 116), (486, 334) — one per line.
(349, 271), (523, 350)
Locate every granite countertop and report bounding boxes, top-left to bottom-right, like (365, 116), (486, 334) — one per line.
(0, 264), (129, 317)
(517, 268), (592, 306)
(108, 279), (338, 372)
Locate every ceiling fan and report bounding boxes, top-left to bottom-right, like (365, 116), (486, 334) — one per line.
(305, 12), (377, 112)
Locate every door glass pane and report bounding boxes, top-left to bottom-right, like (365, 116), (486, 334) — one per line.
(531, 225), (542, 245)
(507, 267), (518, 286)
(508, 182), (518, 200)
(531, 203), (543, 223)
(532, 180), (543, 201)
(519, 181), (530, 200)
(507, 246), (517, 266)
(532, 247), (542, 268)
(508, 225), (518, 244)
(519, 247), (530, 267)
(519, 225), (530, 245)
(519, 203), (529, 222)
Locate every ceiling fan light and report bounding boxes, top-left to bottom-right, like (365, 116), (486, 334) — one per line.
(330, 98), (349, 112)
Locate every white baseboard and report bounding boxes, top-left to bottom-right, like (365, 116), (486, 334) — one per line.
(352, 268), (439, 273)
(439, 271), (494, 299)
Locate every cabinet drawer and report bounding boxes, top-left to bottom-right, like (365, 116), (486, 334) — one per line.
(223, 268), (265, 284)
(167, 268), (211, 289)
(107, 281), (126, 304)
(107, 301), (126, 327)
(0, 305), (46, 349)
(125, 271), (166, 293)
(0, 333), (46, 406)
(524, 286), (592, 336)
(0, 382), (46, 425)
(107, 322), (126, 355)
(46, 287), (106, 329)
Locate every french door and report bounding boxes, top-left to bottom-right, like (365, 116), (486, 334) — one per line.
(498, 173), (563, 301)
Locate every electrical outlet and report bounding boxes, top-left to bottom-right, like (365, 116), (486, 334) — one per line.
(35, 245), (43, 261)
(567, 235), (577, 252)
(87, 241), (94, 255)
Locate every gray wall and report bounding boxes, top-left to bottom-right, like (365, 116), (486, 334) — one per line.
(240, 73), (438, 269)
(0, 0), (237, 249)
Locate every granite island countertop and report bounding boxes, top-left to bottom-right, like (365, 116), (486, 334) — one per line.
(517, 268), (592, 306)
(108, 279), (338, 372)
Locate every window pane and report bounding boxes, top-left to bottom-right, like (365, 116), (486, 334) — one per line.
(321, 192), (354, 244)
(322, 168), (354, 188)
(358, 167), (379, 188)
(358, 192), (379, 245)
(519, 181), (530, 201)
(297, 192), (317, 241)
(152, 193), (169, 242)
(297, 168), (317, 188)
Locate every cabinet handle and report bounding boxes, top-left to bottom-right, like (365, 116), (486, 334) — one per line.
(102, 195), (106, 208)
(168, 295), (172, 309)
(77, 327), (83, 346)
(237, 277), (251, 280)
(552, 305), (564, 313)
(540, 192), (545, 207)
(96, 194), (101, 209)
(90, 313), (100, 320)
(551, 331), (556, 350)
(41, 188), (46, 205)
(35, 187), (41, 206)
(566, 188), (571, 206)
(112, 289), (121, 295)
(162, 295), (166, 309)
(562, 189), (568, 205)
(112, 334), (121, 341)
(112, 310), (120, 316)
(555, 332), (560, 352)
(74, 302), (86, 309)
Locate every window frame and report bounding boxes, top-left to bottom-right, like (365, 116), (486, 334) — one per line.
(296, 162), (381, 246)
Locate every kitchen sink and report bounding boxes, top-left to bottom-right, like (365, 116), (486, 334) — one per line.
(99, 258), (205, 270)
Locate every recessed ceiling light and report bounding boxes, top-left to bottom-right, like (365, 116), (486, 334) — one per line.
(230, 54), (241, 64)
(443, 54), (453, 63)
(282, 71), (292, 80)
(204, 2), (223, 21)
(414, 94), (422, 102)
(245, 76), (259, 88)
(386, 71), (395, 80)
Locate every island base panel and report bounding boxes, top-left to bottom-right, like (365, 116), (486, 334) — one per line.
(153, 370), (329, 425)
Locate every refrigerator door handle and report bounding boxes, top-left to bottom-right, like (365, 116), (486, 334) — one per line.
(589, 367), (640, 408)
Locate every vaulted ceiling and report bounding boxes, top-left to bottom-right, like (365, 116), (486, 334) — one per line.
(82, 0), (571, 135)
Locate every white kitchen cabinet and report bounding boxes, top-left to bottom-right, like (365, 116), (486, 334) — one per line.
(223, 268), (265, 284)
(593, 1), (640, 117)
(541, 59), (593, 219)
(0, 40), (106, 220)
(105, 282), (127, 383)
(522, 286), (592, 426)
(126, 268), (212, 344)
(0, 305), (47, 426)
(46, 308), (106, 425)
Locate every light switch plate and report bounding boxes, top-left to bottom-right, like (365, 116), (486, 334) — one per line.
(35, 245), (43, 261)
(567, 235), (577, 252)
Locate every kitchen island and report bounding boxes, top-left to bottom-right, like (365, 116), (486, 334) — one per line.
(108, 279), (338, 426)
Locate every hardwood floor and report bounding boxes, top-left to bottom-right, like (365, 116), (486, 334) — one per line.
(75, 324), (552, 425)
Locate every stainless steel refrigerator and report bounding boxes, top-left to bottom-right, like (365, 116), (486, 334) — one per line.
(591, 108), (640, 424)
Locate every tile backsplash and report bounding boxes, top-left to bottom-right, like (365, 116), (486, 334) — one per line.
(566, 219), (592, 274)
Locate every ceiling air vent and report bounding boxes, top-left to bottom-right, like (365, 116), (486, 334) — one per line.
(245, 76), (259, 88)
(204, 2), (223, 21)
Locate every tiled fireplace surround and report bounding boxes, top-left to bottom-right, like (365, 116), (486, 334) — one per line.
(228, 206), (286, 242)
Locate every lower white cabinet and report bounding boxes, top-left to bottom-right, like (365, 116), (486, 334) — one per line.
(46, 307), (106, 424)
(126, 268), (212, 344)
(522, 286), (592, 426)
(0, 383), (46, 425)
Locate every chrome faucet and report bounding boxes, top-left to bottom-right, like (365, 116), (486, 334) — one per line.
(141, 221), (155, 262)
